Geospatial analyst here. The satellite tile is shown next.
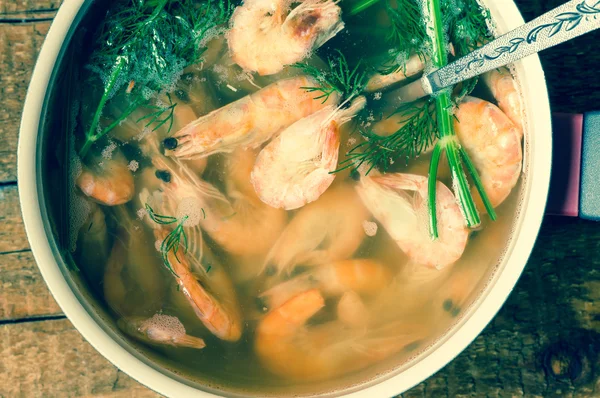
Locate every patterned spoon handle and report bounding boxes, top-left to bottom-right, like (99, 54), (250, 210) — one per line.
(426, 0), (600, 93)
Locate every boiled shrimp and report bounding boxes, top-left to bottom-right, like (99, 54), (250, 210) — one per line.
(148, 150), (286, 258)
(103, 205), (164, 317)
(75, 200), (110, 287)
(251, 96), (366, 210)
(118, 314), (206, 350)
(227, 0), (344, 75)
(356, 173), (469, 269)
(76, 150), (134, 206)
(337, 290), (370, 328)
(167, 76), (339, 159)
(370, 260), (454, 321)
(159, 228), (244, 342)
(483, 67), (524, 135)
(255, 289), (426, 380)
(264, 183), (369, 276)
(454, 96), (522, 208)
(258, 259), (394, 313)
(217, 148), (288, 256)
(431, 262), (489, 321)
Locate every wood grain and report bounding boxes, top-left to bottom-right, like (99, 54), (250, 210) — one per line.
(0, 21), (50, 184)
(0, 318), (161, 398)
(0, 0), (60, 15)
(0, 250), (61, 321)
(0, 184), (29, 253)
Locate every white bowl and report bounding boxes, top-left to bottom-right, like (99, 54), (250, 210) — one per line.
(18, 1), (551, 396)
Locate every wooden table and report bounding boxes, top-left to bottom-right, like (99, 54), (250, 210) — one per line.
(1, 0), (599, 396)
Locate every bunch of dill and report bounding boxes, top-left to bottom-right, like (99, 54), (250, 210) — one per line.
(79, 0), (234, 158)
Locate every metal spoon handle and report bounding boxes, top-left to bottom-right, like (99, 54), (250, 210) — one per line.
(426, 0), (600, 92)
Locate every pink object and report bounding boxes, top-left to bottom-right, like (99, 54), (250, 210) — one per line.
(546, 113), (583, 217)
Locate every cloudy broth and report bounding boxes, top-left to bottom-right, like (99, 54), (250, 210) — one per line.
(62, 0), (526, 395)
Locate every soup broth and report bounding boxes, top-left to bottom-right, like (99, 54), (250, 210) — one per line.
(51, 0), (527, 395)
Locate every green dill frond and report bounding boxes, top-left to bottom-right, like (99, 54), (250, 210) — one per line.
(80, 0), (235, 157)
(136, 93), (177, 135)
(336, 100), (438, 174)
(446, 0), (493, 99)
(378, 0), (427, 75)
(160, 216), (189, 277)
(145, 203), (177, 225)
(144, 203), (192, 277)
(294, 50), (368, 103)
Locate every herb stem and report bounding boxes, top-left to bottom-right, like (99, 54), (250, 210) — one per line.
(446, 140), (480, 227)
(425, 0), (483, 234)
(459, 146), (497, 220)
(428, 142), (442, 238)
(80, 56), (127, 158)
(349, 0), (382, 15)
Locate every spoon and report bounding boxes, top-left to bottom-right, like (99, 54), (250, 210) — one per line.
(386, 0), (600, 104)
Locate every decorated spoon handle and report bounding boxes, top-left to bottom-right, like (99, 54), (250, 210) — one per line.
(427, 0), (600, 93)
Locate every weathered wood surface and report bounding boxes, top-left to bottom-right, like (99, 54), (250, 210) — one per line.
(0, 21), (50, 183)
(0, 318), (159, 397)
(0, 185), (29, 253)
(1, 0), (599, 396)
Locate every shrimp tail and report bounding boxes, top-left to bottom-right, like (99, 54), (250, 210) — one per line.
(172, 334), (207, 349)
(257, 289), (325, 336)
(370, 173), (421, 192)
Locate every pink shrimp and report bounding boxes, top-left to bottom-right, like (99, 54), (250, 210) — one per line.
(167, 76), (339, 159)
(454, 96), (523, 209)
(483, 67), (524, 136)
(227, 0), (344, 75)
(254, 289), (427, 381)
(356, 173), (469, 269)
(251, 96), (366, 210)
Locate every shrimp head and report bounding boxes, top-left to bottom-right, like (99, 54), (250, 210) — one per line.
(228, 0), (344, 75)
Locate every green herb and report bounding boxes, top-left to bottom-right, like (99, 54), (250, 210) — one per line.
(145, 203), (177, 225)
(446, 0), (493, 101)
(160, 215), (189, 276)
(336, 100), (437, 174)
(145, 204), (190, 277)
(344, 0), (496, 238)
(294, 50), (368, 104)
(424, 0), (496, 238)
(379, 0), (428, 75)
(135, 93), (177, 133)
(79, 0), (234, 158)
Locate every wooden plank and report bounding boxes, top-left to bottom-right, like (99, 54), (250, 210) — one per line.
(0, 184), (29, 253)
(0, 0), (60, 15)
(0, 318), (161, 397)
(0, 21), (50, 184)
(0, 250), (62, 321)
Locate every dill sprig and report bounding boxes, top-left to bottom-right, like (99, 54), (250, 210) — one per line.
(294, 50), (368, 103)
(346, 0), (496, 238)
(447, 0), (493, 101)
(378, 0), (428, 75)
(145, 203), (177, 225)
(425, 0), (496, 238)
(160, 216), (189, 276)
(337, 100), (437, 174)
(79, 0), (234, 158)
(136, 94), (177, 134)
(144, 204), (188, 277)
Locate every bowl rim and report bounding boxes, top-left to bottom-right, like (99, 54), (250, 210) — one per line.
(17, 1), (552, 397)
